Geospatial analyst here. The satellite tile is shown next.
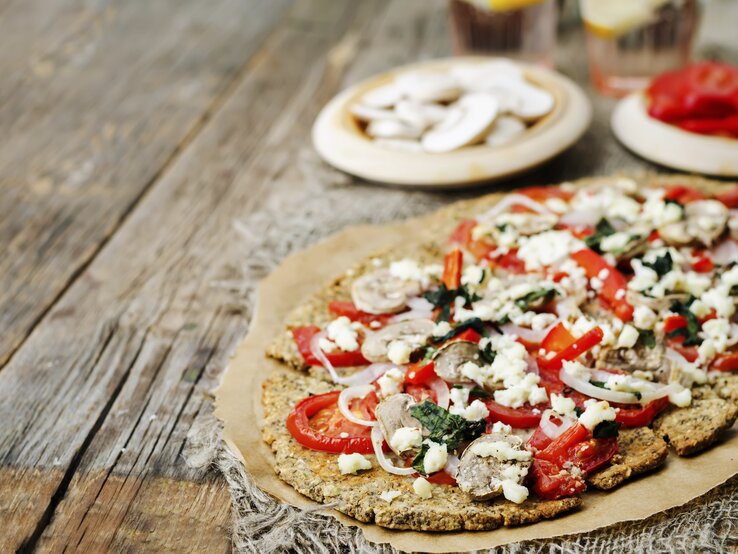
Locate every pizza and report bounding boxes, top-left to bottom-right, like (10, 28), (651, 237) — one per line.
(261, 175), (738, 531)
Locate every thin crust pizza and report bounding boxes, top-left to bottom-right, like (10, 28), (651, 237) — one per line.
(261, 175), (738, 532)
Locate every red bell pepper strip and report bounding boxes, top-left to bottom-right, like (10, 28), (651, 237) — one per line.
(541, 322), (576, 353)
(663, 315), (688, 334)
(404, 361), (437, 385)
(571, 249), (634, 321)
(711, 352), (738, 372)
(613, 397), (670, 427)
(443, 248), (463, 290)
(538, 326), (604, 372)
(328, 301), (394, 327)
(292, 325), (369, 367)
(536, 422), (590, 467)
(716, 186), (738, 209)
(691, 251), (714, 273)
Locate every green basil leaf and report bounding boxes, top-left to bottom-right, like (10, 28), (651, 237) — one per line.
(593, 420), (621, 439)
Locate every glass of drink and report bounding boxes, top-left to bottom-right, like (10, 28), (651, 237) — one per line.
(580, 0), (703, 97)
(448, 0), (559, 67)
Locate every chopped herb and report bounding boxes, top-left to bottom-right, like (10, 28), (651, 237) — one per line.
(429, 318), (486, 344)
(410, 345), (435, 364)
(424, 284), (481, 323)
(436, 303), (451, 323)
(730, 284), (738, 296)
(479, 341), (497, 365)
(590, 380), (608, 389)
(410, 400), (485, 450)
(642, 251), (673, 276)
(514, 288), (557, 311)
(593, 420), (621, 439)
(667, 299), (703, 346)
(574, 406), (584, 417)
(584, 218), (616, 252)
(664, 198), (684, 209)
(636, 329), (656, 349)
(469, 386), (492, 398)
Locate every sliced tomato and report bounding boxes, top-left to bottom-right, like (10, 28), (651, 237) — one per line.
(489, 249), (527, 274)
(404, 361), (437, 385)
(286, 392), (374, 454)
(569, 436), (618, 474)
(328, 301), (394, 327)
(663, 315), (688, 334)
(716, 186), (738, 209)
(613, 397), (670, 427)
(530, 458), (586, 500)
(426, 470), (457, 486)
(538, 327), (604, 372)
(483, 400), (542, 428)
(571, 249), (634, 321)
(662, 184), (707, 204)
(443, 248), (463, 289)
(541, 322), (576, 353)
(405, 383), (438, 404)
(527, 426), (553, 452)
(691, 251), (714, 273)
(292, 325), (369, 367)
(449, 328), (483, 344)
(666, 339), (699, 362)
(449, 218), (495, 261)
(711, 351), (738, 372)
(518, 185), (574, 202)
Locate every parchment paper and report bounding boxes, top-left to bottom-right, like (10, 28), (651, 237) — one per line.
(215, 210), (738, 552)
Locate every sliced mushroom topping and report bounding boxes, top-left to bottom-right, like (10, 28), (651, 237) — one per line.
(485, 115), (527, 147)
(361, 319), (435, 362)
(360, 83), (403, 108)
(366, 119), (424, 140)
(433, 341), (481, 383)
(375, 393), (424, 456)
(351, 269), (421, 315)
(422, 93), (499, 153)
(456, 433), (531, 501)
(659, 199), (729, 247)
(596, 342), (671, 383)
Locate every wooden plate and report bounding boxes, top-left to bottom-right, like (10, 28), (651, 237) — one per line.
(612, 93), (738, 177)
(312, 57), (592, 188)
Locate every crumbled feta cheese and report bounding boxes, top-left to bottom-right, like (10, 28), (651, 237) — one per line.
(701, 286), (736, 319)
(432, 321), (452, 338)
(600, 232), (632, 253)
(550, 393), (576, 417)
(449, 386), (471, 414)
(461, 265), (485, 286)
(617, 324), (639, 349)
(633, 305), (657, 330)
(390, 427), (423, 453)
(469, 440), (532, 462)
(517, 231), (584, 271)
(326, 316), (359, 351)
(604, 374), (652, 394)
(501, 480), (529, 504)
(545, 197), (569, 213)
(423, 440), (448, 474)
(456, 399), (490, 421)
(628, 260), (659, 292)
(690, 299), (711, 318)
(318, 337), (338, 353)
(460, 361), (485, 385)
(413, 477), (432, 499)
(578, 400), (617, 430)
(338, 453), (372, 474)
(669, 387), (692, 408)
(531, 313), (557, 331)
(387, 340), (413, 365)
(563, 360), (590, 379)
(377, 368), (404, 398)
(389, 259), (424, 282)
(571, 315), (598, 338)
(494, 373), (548, 408)
(491, 421), (513, 434)
(379, 490), (402, 504)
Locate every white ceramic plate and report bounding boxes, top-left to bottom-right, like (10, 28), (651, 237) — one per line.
(312, 57), (592, 188)
(612, 92), (738, 177)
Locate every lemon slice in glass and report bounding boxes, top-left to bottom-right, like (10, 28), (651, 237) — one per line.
(488, 0), (547, 11)
(580, 0), (670, 39)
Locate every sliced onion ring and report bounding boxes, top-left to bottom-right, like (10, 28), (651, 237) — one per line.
(559, 367), (641, 404)
(338, 385), (377, 427)
(309, 332), (396, 386)
(539, 409), (575, 439)
(501, 321), (559, 344)
(478, 193), (551, 222)
(558, 209), (601, 228)
(428, 376), (450, 409)
(711, 238), (738, 266)
(371, 426), (415, 476)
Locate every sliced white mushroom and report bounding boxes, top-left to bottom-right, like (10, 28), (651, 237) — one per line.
(510, 82), (554, 121)
(351, 269), (421, 315)
(395, 72), (462, 103)
(421, 93), (499, 153)
(350, 103), (399, 122)
(433, 341), (481, 384)
(375, 394), (423, 456)
(360, 83), (404, 108)
(485, 115), (527, 147)
(361, 319), (435, 362)
(366, 119), (424, 140)
(395, 100), (447, 130)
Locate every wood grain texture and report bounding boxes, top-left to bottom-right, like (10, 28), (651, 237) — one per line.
(0, 0), (291, 368)
(0, 0), (389, 550)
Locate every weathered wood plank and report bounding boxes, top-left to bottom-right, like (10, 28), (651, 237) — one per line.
(0, 0), (292, 368)
(0, 0), (391, 550)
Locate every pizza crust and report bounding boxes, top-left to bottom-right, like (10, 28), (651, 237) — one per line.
(652, 398), (738, 456)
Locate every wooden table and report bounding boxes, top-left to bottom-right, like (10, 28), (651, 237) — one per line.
(1, 0), (735, 551)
